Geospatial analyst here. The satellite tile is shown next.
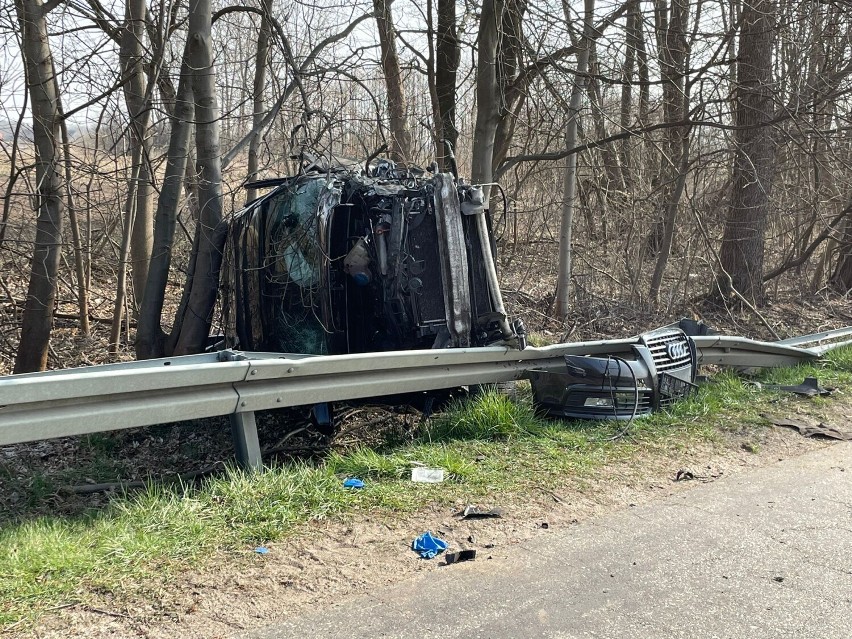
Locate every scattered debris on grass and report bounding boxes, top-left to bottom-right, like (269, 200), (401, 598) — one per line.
(411, 467), (445, 483)
(762, 414), (852, 440)
(673, 467), (724, 483)
(747, 377), (834, 397)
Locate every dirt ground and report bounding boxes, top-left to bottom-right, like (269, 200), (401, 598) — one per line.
(20, 417), (842, 639)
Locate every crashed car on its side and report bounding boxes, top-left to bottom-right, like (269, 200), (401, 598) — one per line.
(220, 156), (521, 356)
(219, 154), (698, 421)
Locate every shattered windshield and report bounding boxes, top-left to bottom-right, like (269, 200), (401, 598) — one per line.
(223, 177), (339, 354)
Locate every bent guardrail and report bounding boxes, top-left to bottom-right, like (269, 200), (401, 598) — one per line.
(1, 328), (849, 469)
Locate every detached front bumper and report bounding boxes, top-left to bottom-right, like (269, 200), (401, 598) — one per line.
(528, 328), (697, 420)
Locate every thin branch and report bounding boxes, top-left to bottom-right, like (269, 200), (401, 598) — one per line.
(763, 202), (852, 281)
(222, 11), (374, 170)
(495, 84), (852, 179)
(61, 73), (135, 121)
(40, 0), (65, 16)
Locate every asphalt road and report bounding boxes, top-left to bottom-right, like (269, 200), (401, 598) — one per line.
(248, 442), (852, 639)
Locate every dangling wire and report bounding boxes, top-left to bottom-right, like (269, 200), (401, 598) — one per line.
(603, 355), (640, 441)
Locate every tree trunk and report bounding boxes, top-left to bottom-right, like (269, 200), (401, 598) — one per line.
(156, 67), (201, 221)
(120, 0), (153, 306)
(58, 103), (90, 337)
(469, 0), (513, 337)
(168, 0), (226, 356)
(491, 0), (528, 177)
(636, 6), (651, 126)
(554, 0), (594, 320)
(434, 0), (459, 170)
(586, 42), (624, 191)
(717, 0), (776, 304)
(246, 0), (273, 203)
(425, 0), (442, 162)
(133, 58), (193, 360)
(619, 0), (639, 189)
(109, 142), (143, 354)
(649, 135), (690, 302)
(13, 0), (65, 373)
(1, 86), (28, 249)
(830, 216), (852, 291)
(373, 0), (412, 163)
(648, 0), (690, 303)
(470, 0), (502, 187)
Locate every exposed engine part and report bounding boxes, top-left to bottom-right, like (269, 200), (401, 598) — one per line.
(222, 163), (519, 355)
(472, 187), (513, 339)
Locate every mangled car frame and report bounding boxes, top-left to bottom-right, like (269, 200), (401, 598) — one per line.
(222, 157), (522, 355)
(220, 156), (697, 420)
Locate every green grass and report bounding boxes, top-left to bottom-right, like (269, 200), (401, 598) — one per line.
(2, 348), (852, 629)
(421, 388), (542, 441)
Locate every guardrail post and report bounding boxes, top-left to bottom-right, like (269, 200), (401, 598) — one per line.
(230, 411), (262, 470)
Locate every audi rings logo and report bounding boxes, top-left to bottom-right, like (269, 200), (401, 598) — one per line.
(666, 341), (689, 360)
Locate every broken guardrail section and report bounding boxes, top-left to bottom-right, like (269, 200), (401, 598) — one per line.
(1, 324), (850, 469)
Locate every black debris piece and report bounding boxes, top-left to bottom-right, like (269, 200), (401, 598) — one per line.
(444, 549), (477, 565)
(762, 414), (852, 441)
(749, 377), (834, 397)
(677, 318), (718, 337)
(459, 505), (503, 519)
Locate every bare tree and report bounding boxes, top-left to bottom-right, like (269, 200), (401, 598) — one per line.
(12, 0), (65, 373)
(469, 0), (513, 338)
(373, 0), (413, 163)
(120, 0), (154, 306)
(618, 0), (640, 190)
(135, 55), (195, 359)
(554, 0), (594, 319)
(648, 0), (690, 302)
(717, 0), (776, 303)
(245, 0), (273, 203)
(434, 0), (459, 171)
(166, 0), (226, 356)
(470, 0), (502, 188)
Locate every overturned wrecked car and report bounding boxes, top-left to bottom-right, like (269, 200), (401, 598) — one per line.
(219, 155), (697, 420)
(221, 157), (521, 356)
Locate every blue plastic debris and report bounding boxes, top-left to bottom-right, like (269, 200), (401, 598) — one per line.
(254, 547), (269, 554)
(343, 477), (365, 489)
(412, 531), (448, 559)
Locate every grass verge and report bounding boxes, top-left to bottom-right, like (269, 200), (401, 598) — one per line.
(2, 347), (852, 629)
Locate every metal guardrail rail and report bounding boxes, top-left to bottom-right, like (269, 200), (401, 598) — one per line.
(1, 328), (849, 468)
